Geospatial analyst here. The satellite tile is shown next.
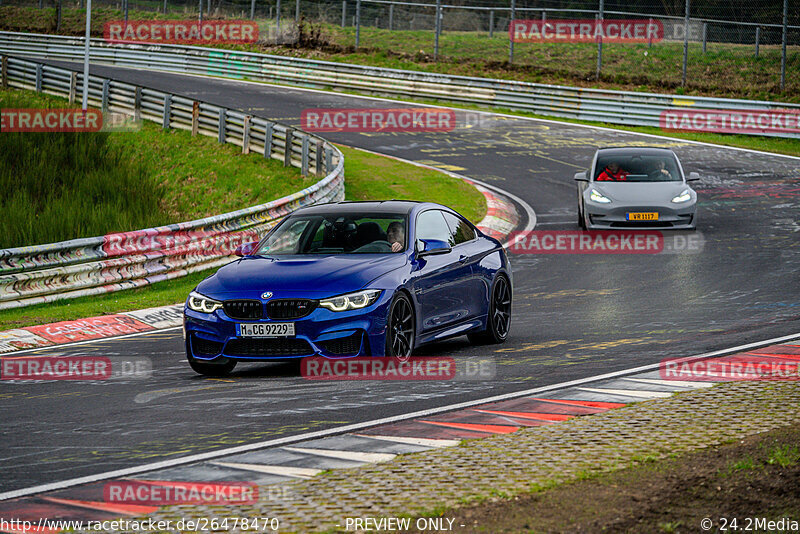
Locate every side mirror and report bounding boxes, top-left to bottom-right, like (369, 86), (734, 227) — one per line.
(687, 172), (701, 182)
(417, 239), (451, 257)
(234, 241), (258, 257)
(574, 171), (589, 182)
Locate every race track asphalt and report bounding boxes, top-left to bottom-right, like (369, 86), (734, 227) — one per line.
(1, 59), (798, 493)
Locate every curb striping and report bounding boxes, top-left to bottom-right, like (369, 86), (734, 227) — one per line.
(1, 339), (798, 532)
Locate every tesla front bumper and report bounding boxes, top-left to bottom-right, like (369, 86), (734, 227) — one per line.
(586, 202), (697, 230)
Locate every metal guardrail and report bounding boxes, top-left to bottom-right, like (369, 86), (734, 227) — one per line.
(0, 54), (345, 310)
(0, 31), (797, 139)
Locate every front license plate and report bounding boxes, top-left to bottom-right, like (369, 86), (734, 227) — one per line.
(626, 212), (659, 221)
(237, 322), (295, 338)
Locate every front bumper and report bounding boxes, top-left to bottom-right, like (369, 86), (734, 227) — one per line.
(184, 291), (394, 361)
(585, 202), (697, 230)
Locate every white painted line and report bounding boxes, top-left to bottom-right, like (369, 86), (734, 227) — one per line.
(282, 447), (395, 463)
(353, 435), (461, 448)
(623, 377), (714, 389)
(1, 331), (797, 502)
(577, 387), (674, 399)
(209, 461), (320, 479)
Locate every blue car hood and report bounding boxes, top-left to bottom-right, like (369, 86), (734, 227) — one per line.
(196, 254), (407, 299)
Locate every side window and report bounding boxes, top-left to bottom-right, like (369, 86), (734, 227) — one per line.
(443, 212), (476, 245)
(415, 210), (454, 249)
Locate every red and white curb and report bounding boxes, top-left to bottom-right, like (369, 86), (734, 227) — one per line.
(465, 179), (520, 242)
(0, 305), (183, 355)
(1, 334), (798, 531)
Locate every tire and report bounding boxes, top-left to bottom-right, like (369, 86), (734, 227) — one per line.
(188, 357), (237, 377)
(578, 201), (587, 230)
(468, 274), (512, 345)
(385, 292), (415, 361)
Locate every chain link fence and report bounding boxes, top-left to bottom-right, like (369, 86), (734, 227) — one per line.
(1, 0), (797, 94)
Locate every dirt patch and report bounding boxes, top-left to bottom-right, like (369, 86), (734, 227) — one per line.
(437, 424), (800, 533)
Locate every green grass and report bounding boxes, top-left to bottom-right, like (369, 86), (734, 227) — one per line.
(2, 7), (798, 102)
(0, 139), (486, 330)
(0, 88), (312, 248)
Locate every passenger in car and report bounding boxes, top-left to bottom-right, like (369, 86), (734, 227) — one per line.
(597, 161), (630, 181)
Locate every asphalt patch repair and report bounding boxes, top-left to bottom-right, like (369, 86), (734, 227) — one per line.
(444, 424), (800, 534)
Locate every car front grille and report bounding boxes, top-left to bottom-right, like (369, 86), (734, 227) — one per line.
(191, 335), (224, 357)
(318, 332), (363, 356)
(223, 300), (263, 320)
(224, 338), (314, 357)
(266, 299), (318, 320)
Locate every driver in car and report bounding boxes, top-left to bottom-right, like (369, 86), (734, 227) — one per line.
(597, 160), (630, 181)
(387, 221), (405, 252)
(651, 159), (674, 180)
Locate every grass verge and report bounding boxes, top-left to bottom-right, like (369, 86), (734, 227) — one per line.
(437, 423), (800, 533)
(0, 143), (486, 330)
(0, 88), (312, 248)
(2, 7), (798, 102)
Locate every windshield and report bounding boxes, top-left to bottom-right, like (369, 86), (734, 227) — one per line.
(254, 213), (407, 255)
(594, 154), (682, 182)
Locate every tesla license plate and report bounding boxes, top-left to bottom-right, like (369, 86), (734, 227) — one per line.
(237, 322), (295, 338)
(626, 212), (659, 221)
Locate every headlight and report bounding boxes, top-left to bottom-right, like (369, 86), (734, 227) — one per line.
(671, 189), (692, 203)
(589, 189), (612, 204)
(187, 291), (223, 313)
(319, 289), (381, 312)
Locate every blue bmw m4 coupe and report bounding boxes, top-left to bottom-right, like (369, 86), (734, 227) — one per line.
(183, 201), (512, 376)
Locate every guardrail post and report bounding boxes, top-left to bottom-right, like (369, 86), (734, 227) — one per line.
(191, 101), (200, 136)
(489, 10), (493, 38)
(101, 79), (110, 111)
(276, 0), (282, 39)
(284, 129), (293, 167)
(35, 64), (43, 92)
(264, 122), (274, 158)
(755, 26), (760, 58)
(325, 147), (333, 174)
(315, 141), (323, 175)
(301, 135), (309, 176)
(341, 0), (346, 27)
(295, 0), (300, 21)
(389, 4), (394, 31)
(242, 115), (251, 154)
(218, 109), (226, 143)
(2, 57), (8, 89)
(134, 87), (142, 122)
(162, 94), (171, 130)
(68, 72), (77, 103)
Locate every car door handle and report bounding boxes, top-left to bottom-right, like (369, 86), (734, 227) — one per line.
(458, 255), (469, 264)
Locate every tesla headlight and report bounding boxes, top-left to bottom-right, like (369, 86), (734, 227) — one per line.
(671, 189), (692, 203)
(589, 189), (612, 204)
(187, 291), (223, 313)
(319, 289), (381, 312)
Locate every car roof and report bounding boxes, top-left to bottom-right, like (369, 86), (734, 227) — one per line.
(596, 147), (677, 158)
(292, 200), (430, 216)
